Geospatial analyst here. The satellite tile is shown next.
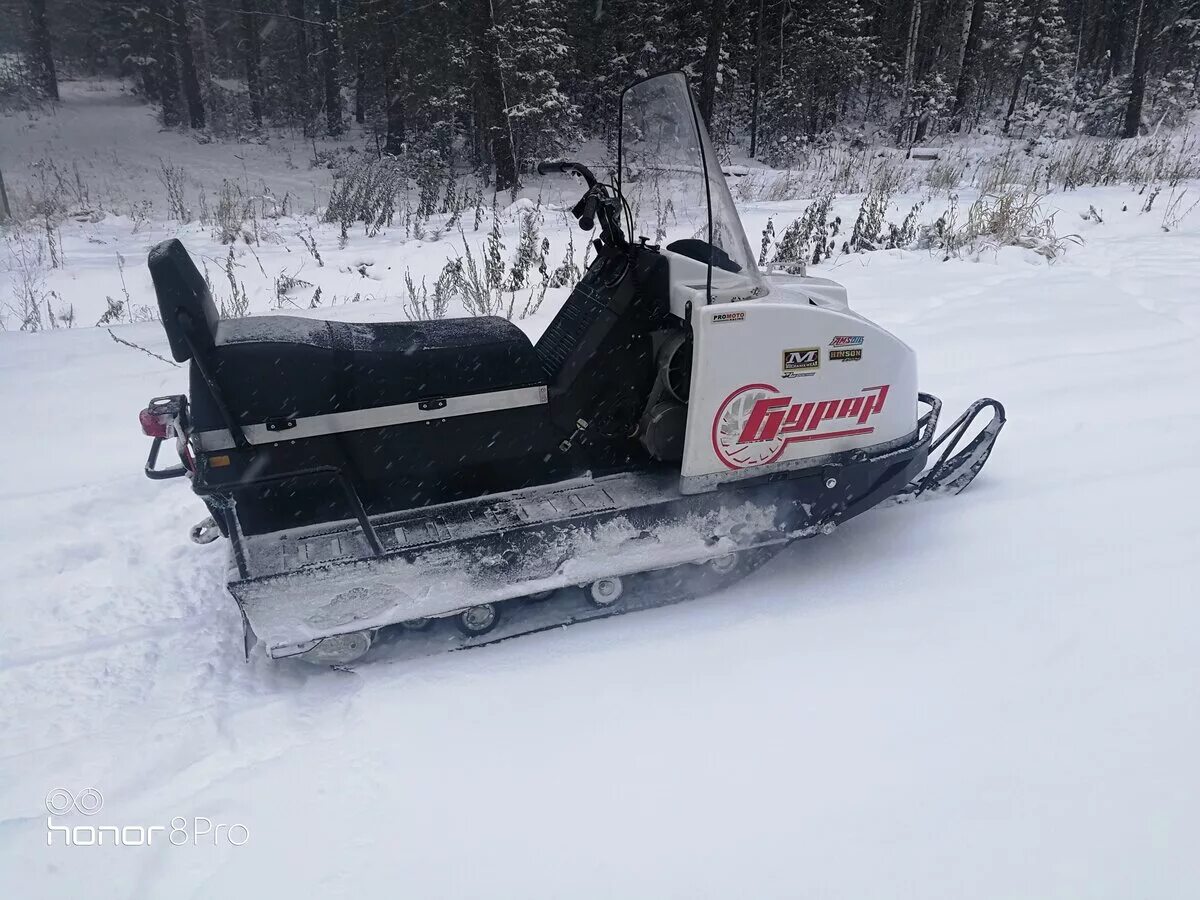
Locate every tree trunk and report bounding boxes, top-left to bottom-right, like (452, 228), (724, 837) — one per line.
(950, 0), (986, 131)
(320, 0), (343, 135)
(748, 0), (764, 158)
(384, 55), (405, 153)
(354, 54), (366, 124)
(152, 0), (182, 126)
(1105, 0), (1130, 78)
(0, 167), (12, 223)
(188, 0), (217, 129)
(26, 0), (58, 101)
(1004, 5), (1045, 134)
(899, 0), (922, 144)
(289, 0), (311, 129)
(382, 21), (405, 154)
(241, 0), (263, 128)
(471, 80), (489, 171)
(472, 0), (517, 190)
(1123, 0), (1157, 137)
(174, 0), (206, 129)
(698, 0), (730, 126)
(1082, 0), (1105, 67)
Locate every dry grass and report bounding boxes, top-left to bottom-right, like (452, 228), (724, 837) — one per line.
(734, 132), (1200, 204)
(924, 185), (1081, 261)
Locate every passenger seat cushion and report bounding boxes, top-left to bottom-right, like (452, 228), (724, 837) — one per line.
(189, 314), (543, 430)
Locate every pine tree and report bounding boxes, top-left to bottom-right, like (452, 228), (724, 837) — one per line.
(698, 0), (730, 125)
(320, 0), (343, 135)
(1001, 0), (1073, 135)
(759, 0), (872, 159)
(11, 0), (1200, 167)
(493, 0), (580, 168)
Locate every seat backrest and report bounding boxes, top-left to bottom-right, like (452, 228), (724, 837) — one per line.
(148, 239), (218, 362)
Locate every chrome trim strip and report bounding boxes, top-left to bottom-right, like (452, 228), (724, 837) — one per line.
(191, 385), (549, 451)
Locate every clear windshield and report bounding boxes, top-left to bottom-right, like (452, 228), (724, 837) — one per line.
(617, 73), (764, 300)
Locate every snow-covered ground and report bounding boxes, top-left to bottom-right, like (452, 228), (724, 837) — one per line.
(3, 82), (1200, 897)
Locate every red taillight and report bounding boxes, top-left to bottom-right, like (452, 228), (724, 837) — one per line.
(139, 407), (170, 439)
(140, 395), (184, 441)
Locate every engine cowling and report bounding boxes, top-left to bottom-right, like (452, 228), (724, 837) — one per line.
(679, 282), (919, 493)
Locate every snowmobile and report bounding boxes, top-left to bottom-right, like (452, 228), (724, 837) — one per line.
(138, 72), (1005, 666)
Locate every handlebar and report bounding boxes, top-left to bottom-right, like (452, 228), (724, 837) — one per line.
(538, 159), (624, 246)
(144, 436), (188, 480)
(536, 160), (598, 188)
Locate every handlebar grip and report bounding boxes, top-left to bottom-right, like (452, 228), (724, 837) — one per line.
(578, 196), (597, 231)
(537, 160), (568, 176)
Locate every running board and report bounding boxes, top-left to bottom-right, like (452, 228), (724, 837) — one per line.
(231, 436), (929, 657)
(238, 471), (679, 581)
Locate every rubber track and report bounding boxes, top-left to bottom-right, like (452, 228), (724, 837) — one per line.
(362, 549), (781, 667)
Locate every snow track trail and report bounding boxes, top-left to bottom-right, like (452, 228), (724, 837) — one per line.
(2, 186), (1200, 897)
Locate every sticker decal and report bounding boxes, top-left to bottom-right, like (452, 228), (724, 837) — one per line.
(829, 348), (863, 362)
(711, 384), (890, 470)
(782, 347), (820, 377)
(712, 311), (745, 323)
(829, 335), (864, 347)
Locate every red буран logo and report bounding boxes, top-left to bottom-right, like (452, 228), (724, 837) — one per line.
(711, 383), (890, 469)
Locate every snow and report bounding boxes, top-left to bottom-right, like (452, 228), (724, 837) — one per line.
(4, 82), (1200, 897)
(1, 79), (341, 214)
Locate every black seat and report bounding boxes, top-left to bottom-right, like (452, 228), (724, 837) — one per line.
(148, 239), (543, 431)
(149, 238), (574, 535)
(204, 315), (543, 428)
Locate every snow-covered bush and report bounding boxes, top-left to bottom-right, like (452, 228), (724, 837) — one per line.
(402, 265), (455, 322)
(847, 190), (891, 252)
(922, 185), (1079, 261)
(507, 197), (544, 292)
(768, 195), (839, 272)
(323, 155), (407, 240)
(547, 215), (580, 288)
(158, 161), (189, 222)
(2, 226), (50, 330)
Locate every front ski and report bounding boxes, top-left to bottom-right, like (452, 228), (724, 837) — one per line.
(883, 397), (1006, 506)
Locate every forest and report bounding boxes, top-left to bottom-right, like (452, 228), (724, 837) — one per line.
(2, 0), (1199, 189)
